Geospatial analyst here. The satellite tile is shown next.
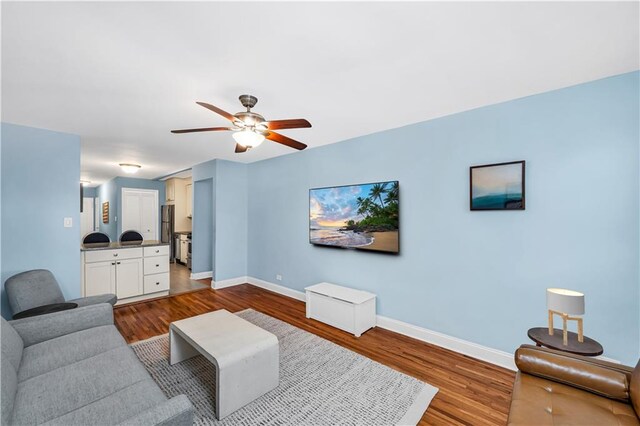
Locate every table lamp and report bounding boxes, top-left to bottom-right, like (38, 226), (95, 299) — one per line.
(547, 288), (585, 345)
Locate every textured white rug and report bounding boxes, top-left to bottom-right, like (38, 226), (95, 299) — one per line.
(130, 309), (438, 425)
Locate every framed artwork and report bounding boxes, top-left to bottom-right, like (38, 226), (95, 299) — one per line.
(470, 161), (525, 210)
(102, 202), (110, 223)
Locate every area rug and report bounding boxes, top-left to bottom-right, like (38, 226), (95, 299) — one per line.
(130, 309), (438, 425)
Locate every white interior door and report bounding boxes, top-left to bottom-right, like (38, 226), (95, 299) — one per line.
(139, 192), (157, 240)
(121, 188), (158, 241)
(80, 197), (95, 239)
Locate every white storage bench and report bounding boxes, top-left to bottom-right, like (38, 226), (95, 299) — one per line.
(305, 282), (376, 337)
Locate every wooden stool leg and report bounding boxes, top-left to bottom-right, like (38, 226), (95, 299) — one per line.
(577, 317), (584, 343)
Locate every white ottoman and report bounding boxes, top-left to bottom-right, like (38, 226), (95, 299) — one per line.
(169, 309), (279, 419)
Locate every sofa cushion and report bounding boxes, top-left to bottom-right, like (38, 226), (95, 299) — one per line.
(1, 317), (23, 371)
(1, 356), (18, 426)
(18, 325), (125, 382)
(39, 379), (166, 425)
(12, 345), (158, 425)
(508, 372), (640, 426)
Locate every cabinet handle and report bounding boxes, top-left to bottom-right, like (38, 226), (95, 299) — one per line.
(156, 282), (160, 285)
(155, 264), (159, 267)
(113, 253), (118, 257)
(116, 261), (121, 265)
(155, 250), (159, 253)
(111, 262), (116, 265)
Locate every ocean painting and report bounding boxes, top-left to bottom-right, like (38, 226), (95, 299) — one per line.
(470, 161), (525, 210)
(310, 181), (399, 253)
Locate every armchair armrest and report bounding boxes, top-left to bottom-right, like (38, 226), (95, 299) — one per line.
(515, 344), (634, 402)
(9, 303), (114, 347)
(117, 395), (194, 426)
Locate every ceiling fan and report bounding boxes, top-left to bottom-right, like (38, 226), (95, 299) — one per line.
(171, 95), (311, 153)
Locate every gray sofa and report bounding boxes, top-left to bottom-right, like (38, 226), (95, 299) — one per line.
(1, 303), (194, 425)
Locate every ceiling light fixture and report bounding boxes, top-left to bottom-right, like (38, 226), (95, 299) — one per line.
(80, 180), (91, 186)
(232, 128), (265, 149)
(119, 163), (141, 174)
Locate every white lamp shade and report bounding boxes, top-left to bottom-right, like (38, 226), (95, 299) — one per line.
(547, 288), (585, 315)
(232, 129), (265, 148)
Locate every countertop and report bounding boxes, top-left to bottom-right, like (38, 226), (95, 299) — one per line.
(81, 240), (169, 251)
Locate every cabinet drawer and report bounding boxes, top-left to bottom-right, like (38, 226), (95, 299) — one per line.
(85, 248), (143, 263)
(144, 256), (169, 275)
(144, 273), (169, 294)
(144, 245), (169, 257)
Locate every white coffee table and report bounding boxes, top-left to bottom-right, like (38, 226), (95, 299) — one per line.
(169, 309), (279, 419)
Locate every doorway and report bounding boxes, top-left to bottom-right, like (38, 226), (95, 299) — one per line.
(121, 188), (159, 241)
(80, 197), (95, 239)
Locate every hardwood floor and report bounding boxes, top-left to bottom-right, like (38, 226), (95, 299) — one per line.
(114, 284), (515, 425)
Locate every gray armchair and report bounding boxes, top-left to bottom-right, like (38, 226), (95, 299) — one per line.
(5, 269), (117, 317)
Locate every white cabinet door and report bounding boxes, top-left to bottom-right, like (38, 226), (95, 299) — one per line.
(85, 261), (116, 296)
(116, 258), (143, 299)
(166, 179), (176, 202)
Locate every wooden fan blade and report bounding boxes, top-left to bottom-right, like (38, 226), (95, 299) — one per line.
(235, 143), (249, 153)
(264, 119), (312, 130)
(265, 131), (307, 150)
(196, 102), (237, 123)
(171, 127), (232, 134)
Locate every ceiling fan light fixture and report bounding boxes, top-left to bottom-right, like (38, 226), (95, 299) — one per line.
(232, 129), (264, 148)
(119, 163), (141, 174)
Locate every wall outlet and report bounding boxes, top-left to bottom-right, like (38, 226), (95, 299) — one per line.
(276, 274), (282, 281)
(63, 217), (73, 228)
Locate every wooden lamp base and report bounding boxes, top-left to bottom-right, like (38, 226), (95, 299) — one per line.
(548, 310), (583, 345)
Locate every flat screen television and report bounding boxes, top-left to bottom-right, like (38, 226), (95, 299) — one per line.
(309, 181), (399, 254)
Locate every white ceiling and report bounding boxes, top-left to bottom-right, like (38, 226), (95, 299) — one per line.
(2, 2), (638, 186)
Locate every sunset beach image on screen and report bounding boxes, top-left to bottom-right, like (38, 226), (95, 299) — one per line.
(309, 181), (399, 253)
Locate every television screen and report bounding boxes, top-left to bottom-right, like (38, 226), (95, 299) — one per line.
(309, 181), (399, 253)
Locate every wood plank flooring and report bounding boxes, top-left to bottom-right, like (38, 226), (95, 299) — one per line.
(114, 284), (515, 425)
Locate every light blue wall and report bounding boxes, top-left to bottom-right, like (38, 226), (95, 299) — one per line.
(95, 177), (165, 241)
(192, 179), (214, 274)
(97, 178), (117, 240)
(246, 72), (639, 364)
(192, 160), (217, 275)
(214, 161), (248, 280)
(1, 123), (81, 318)
(83, 186), (97, 198)
(190, 159), (248, 280)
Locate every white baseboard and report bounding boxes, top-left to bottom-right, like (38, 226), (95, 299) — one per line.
(208, 277), (621, 370)
(213, 276), (249, 290)
(247, 277), (306, 302)
(190, 271), (212, 280)
(376, 315), (517, 371)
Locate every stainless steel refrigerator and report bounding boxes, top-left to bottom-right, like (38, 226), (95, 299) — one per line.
(161, 205), (175, 262)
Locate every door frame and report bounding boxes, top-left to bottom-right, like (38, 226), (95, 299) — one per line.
(121, 188), (159, 240)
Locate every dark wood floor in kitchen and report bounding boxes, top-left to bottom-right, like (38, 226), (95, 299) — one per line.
(114, 284), (515, 426)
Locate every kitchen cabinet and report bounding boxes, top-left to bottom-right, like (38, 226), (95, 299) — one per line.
(166, 179), (176, 202)
(84, 261), (116, 296)
(115, 258), (143, 299)
(82, 243), (170, 304)
(186, 183), (193, 218)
